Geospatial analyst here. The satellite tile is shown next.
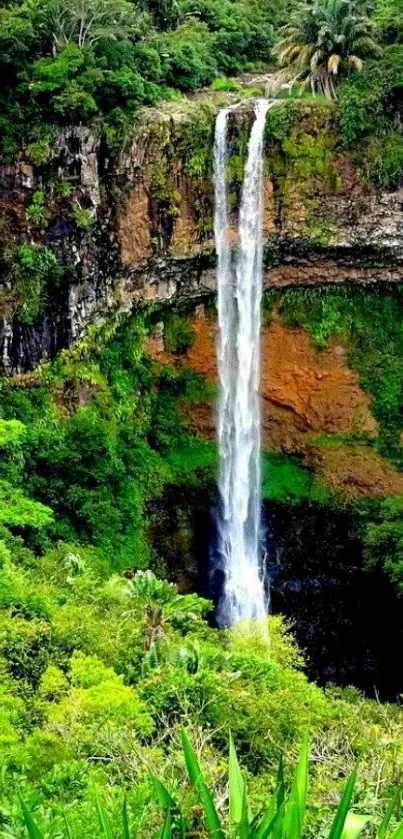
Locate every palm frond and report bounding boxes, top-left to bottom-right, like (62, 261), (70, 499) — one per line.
(328, 53), (341, 74)
(347, 54), (363, 71)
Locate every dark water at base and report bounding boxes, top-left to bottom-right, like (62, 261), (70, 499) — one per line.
(156, 488), (403, 701)
(264, 503), (403, 702)
(203, 501), (403, 701)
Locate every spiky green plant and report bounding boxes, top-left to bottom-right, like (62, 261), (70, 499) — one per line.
(18, 735), (403, 839)
(180, 731), (403, 839)
(270, 0), (382, 99)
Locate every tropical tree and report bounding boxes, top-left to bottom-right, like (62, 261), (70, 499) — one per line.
(31, 0), (140, 54)
(373, 0), (403, 44)
(270, 0), (382, 100)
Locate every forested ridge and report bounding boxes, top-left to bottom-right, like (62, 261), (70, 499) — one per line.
(0, 0), (401, 185)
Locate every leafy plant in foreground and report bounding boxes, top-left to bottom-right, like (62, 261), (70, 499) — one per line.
(17, 735), (403, 839)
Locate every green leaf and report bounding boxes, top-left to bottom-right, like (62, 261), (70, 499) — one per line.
(378, 788), (401, 839)
(122, 795), (131, 839)
(340, 813), (369, 839)
(390, 820), (403, 839)
(152, 774), (176, 810)
(229, 731), (250, 837)
(18, 796), (45, 839)
(159, 808), (172, 839)
(327, 766), (359, 839)
(62, 808), (73, 839)
(94, 789), (113, 839)
(283, 736), (309, 839)
(240, 781), (251, 839)
(252, 794), (283, 839)
(181, 730), (225, 839)
(252, 758), (285, 839)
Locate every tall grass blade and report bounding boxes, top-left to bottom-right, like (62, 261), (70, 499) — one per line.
(340, 813), (368, 839)
(122, 795), (131, 839)
(62, 808), (73, 839)
(239, 781), (251, 839)
(327, 766), (359, 839)
(378, 788), (401, 839)
(159, 808), (172, 839)
(252, 760), (285, 839)
(251, 794), (283, 839)
(181, 730), (225, 839)
(229, 731), (250, 837)
(390, 820), (403, 839)
(283, 735), (309, 839)
(18, 796), (45, 839)
(94, 789), (113, 839)
(151, 774), (176, 810)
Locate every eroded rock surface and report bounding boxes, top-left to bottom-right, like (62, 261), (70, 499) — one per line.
(148, 305), (403, 499)
(1, 99), (403, 372)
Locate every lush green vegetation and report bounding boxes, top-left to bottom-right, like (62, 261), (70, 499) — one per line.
(17, 734), (403, 839)
(2, 533), (403, 838)
(267, 0), (403, 188)
(2, 1), (403, 835)
(0, 0), (291, 159)
(271, 0), (381, 100)
(336, 0), (403, 187)
(0, 0), (400, 190)
(1, 296), (403, 835)
(0, 311), (214, 571)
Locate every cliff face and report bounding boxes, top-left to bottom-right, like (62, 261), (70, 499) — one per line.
(148, 303), (403, 500)
(1, 97), (403, 373)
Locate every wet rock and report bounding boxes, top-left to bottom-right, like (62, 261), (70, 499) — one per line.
(1, 101), (403, 373)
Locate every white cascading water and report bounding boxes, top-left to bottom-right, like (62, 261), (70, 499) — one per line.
(215, 100), (271, 626)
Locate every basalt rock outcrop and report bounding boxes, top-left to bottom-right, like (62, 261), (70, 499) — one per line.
(1, 97), (403, 373)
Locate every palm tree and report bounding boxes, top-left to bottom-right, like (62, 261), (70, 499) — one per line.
(270, 0), (382, 100)
(32, 0), (139, 54)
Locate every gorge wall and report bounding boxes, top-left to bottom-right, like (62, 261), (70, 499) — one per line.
(1, 95), (403, 373)
(2, 95), (403, 694)
(2, 92), (403, 503)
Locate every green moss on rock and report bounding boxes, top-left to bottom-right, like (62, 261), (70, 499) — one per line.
(264, 100), (342, 239)
(163, 312), (195, 354)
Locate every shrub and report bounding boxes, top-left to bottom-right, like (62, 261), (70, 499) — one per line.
(338, 45), (403, 186)
(373, 0), (403, 44)
(12, 244), (63, 325)
(26, 190), (48, 225)
(210, 77), (242, 92)
(72, 204), (95, 230)
(158, 21), (217, 91)
(363, 130), (403, 188)
(26, 137), (53, 165)
(164, 314), (195, 354)
(363, 495), (403, 592)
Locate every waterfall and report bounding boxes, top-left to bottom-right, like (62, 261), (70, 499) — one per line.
(215, 100), (270, 626)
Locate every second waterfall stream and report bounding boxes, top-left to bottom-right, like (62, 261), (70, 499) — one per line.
(215, 100), (271, 627)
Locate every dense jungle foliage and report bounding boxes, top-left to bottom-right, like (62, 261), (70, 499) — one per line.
(1, 287), (403, 836)
(0, 0), (289, 159)
(0, 0), (401, 186)
(1, 0), (403, 835)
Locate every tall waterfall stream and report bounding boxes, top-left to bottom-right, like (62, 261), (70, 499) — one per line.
(215, 100), (271, 626)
